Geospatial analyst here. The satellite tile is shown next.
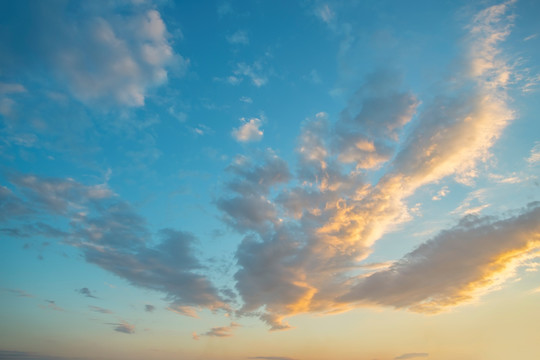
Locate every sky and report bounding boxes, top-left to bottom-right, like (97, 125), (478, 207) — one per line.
(0, 0), (539, 359)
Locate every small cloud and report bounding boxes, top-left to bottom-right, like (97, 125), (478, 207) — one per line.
(145, 304), (155, 312)
(305, 69), (322, 84)
(527, 142), (540, 164)
(192, 332), (200, 340)
(89, 305), (113, 314)
(110, 321), (135, 334)
(0, 82), (27, 95)
(217, 2), (233, 17)
(524, 34), (538, 41)
(227, 30), (249, 45)
(432, 186), (449, 201)
(232, 117), (263, 142)
(394, 353), (429, 360)
(77, 287), (98, 298)
(315, 4), (334, 24)
(3, 288), (33, 297)
(240, 96), (253, 103)
(197, 322), (240, 338)
(41, 300), (65, 312)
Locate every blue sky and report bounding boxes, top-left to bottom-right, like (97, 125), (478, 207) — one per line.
(1, 1), (540, 360)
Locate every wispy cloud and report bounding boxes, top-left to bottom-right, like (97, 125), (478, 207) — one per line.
(77, 287), (97, 299)
(109, 321), (135, 334)
(193, 322), (240, 339)
(227, 30), (249, 45)
(89, 306), (112, 314)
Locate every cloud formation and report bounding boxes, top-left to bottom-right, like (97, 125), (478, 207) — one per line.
(216, 1), (535, 330)
(232, 118), (264, 142)
(1, 174), (227, 317)
(110, 321), (135, 334)
(0, 1), (184, 107)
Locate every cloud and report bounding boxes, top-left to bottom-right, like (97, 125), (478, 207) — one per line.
(194, 322), (240, 339)
(227, 30), (249, 45)
(217, 1), (532, 330)
(89, 306), (112, 314)
(231, 62), (268, 87)
(1, 174), (228, 317)
(110, 321), (135, 334)
(0, 1), (184, 107)
(432, 186), (449, 201)
(394, 353), (429, 360)
(145, 304), (155, 312)
(41, 300), (65, 312)
(315, 4), (335, 24)
(527, 142), (540, 164)
(77, 288), (97, 299)
(232, 118), (264, 142)
(340, 204), (540, 313)
(3, 288), (33, 298)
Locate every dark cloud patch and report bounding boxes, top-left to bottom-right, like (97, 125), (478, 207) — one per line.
(194, 322), (240, 339)
(145, 304), (155, 312)
(77, 288), (97, 299)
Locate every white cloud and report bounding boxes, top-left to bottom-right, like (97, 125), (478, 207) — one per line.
(432, 186), (449, 201)
(1, 3), (185, 107)
(231, 118), (264, 142)
(227, 30), (249, 45)
(527, 142), (540, 164)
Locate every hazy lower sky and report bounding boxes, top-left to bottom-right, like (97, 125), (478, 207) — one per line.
(1, 1), (539, 360)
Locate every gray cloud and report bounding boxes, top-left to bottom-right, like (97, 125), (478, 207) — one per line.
(109, 321), (135, 334)
(1, 174), (227, 317)
(145, 304), (155, 312)
(340, 204), (540, 312)
(89, 306), (112, 314)
(218, 1), (534, 330)
(77, 288), (97, 299)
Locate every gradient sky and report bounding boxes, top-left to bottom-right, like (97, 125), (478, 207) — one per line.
(1, 1), (539, 360)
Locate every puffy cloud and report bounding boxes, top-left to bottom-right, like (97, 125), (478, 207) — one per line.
(0, 1), (184, 107)
(232, 118), (264, 142)
(340, 203), (540, 313)
(219, 1), (530, 329)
